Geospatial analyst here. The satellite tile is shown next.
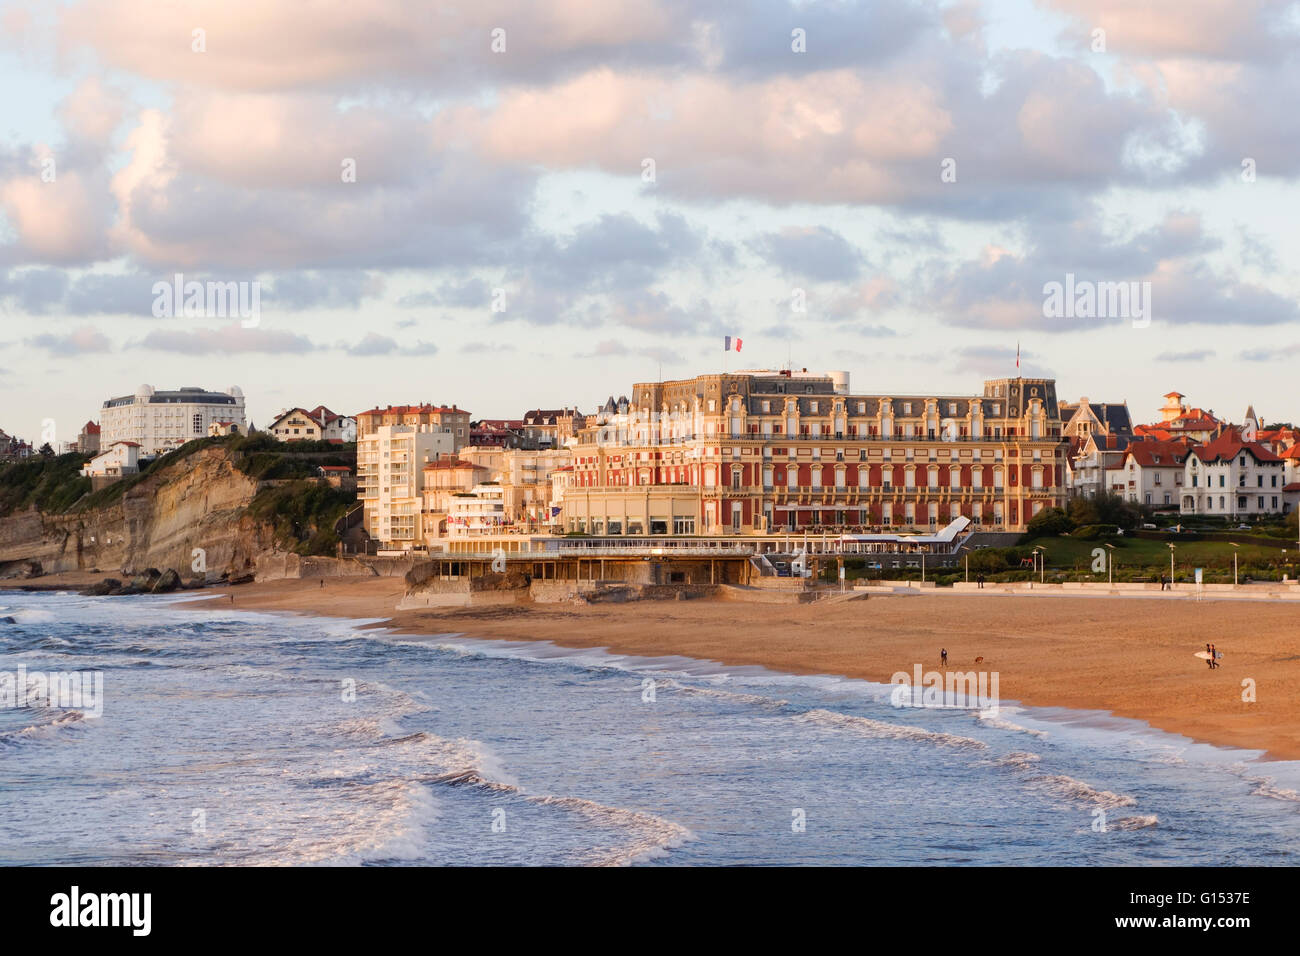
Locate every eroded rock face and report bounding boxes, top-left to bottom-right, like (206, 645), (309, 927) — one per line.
(0, 446), (273, 580)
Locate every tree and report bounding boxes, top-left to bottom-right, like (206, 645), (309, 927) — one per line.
(1069, 493), (1139, 531)
(38, 443), (54, 457)
(1026, 506), (1073, 537)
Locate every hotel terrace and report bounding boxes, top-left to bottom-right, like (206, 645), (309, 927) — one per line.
(558, 369), (1068, 538)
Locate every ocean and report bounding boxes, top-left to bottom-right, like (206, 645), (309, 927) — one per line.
(2, 591), (1298, 865)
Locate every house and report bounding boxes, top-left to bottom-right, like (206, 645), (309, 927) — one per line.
(1180, 429), (1287, 518)
(0, 428), (33, 462)
(208, 420), (243, 437)
(1070, 431), (1132, 498)
(77, 421), (101, 456)
(268, 408), (324, 442)
(1138, 392), (1221, 442)
(308, 406), (357, 443)
(521, 407), (586, 448)
(1060, 398), (1132, 497)
(80, 441), (141, 481)
(469, 419), (529, 449)
(316, 465), (355, 492)
(266, 406), (357, 443)
(1279, 445), (1300, 488)
(1117, 440), (1191, 508)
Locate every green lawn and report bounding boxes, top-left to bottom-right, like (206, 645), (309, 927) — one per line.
(1020, 534), (1296, 573)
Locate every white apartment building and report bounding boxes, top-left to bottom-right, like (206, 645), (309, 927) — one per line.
(1116, 440), (1189, 508)
(100, 385), (246, 456)
(79, 441), (141, 478)
(357, 424), (456, 549)
(447, 484), (507, 536)
(1181, 432), (1287, 518)
(498, 447), (574, 524)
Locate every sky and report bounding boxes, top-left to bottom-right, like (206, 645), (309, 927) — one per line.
(1, 0), (1298, 446)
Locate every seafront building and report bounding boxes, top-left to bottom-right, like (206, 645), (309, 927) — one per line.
(563, 369), (1068, 535)
(357, 424), (456, 549)
(99, 385), (246, 456)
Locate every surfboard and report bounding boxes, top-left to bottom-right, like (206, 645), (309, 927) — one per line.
(1194, 651), (1224, 661)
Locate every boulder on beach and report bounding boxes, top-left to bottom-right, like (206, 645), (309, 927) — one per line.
(129, 569), (162, 591)
(151, 569), (182, 593)
(82, 578), (122, 596)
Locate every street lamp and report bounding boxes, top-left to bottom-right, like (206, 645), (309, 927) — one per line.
(1168, 542), (1176, 589)
(1104, 542), (1116, 586)
(1230, 542), (1239, 588)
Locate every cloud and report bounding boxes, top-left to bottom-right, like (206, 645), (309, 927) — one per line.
(916, 209), (1295, 331)
(1240, 343), (1300, 361)
(581, 339), (684, 364)
(25, 325), (112, 355)
(136, 324), (318, 354)
(1154, 349), (1214, 362)
(750, 226), (863, 281)
(349, 332), (437, 356)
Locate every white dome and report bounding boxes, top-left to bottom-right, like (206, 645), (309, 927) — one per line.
(135, 384), (154, 397)
(228, 386), (244, 398)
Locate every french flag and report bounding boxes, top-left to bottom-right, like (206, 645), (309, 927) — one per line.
(724, 336), (743, 352)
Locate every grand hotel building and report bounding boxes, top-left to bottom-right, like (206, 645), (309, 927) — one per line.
(564, 370), (1068, 535)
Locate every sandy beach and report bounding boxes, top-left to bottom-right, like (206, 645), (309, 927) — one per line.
(8, 572), (1300, 761)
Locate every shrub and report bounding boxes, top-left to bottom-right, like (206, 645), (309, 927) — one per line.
(1025, 506), (1074, 537)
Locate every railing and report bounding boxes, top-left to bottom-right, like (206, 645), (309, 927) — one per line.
(580, 433), (1062, 447)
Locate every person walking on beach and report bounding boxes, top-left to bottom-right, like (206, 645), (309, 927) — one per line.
(940, 648), (948, 668)
(229, 594), (234, 605)
(1206, 643), (1214, 669)
(1210, 644), (1219, 669)
(320, 578), (325, 589)
(977, 572), (985, 589)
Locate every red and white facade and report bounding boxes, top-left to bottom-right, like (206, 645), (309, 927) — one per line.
(564, 371), (1069, 535)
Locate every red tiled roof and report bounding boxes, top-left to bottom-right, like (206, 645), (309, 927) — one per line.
(422, 458), (480, 470)
(1123, 440), (1190, 468)
(1190, 430), (1281, 464)
(318, 465), (351, 472)
(1283, 483), (1300, 492)
(356, 404), (464, 417)
(82, 421), (101, 434)
(271, 407), (323, 428)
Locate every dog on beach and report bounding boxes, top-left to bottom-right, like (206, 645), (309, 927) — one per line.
(974, 656), (984, 664)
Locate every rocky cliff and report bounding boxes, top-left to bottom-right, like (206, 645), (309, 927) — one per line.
(0, 445), (273, 580)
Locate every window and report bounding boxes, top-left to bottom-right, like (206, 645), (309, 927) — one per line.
(193, 414), (203, 434)
(672, 516), (695, 534)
